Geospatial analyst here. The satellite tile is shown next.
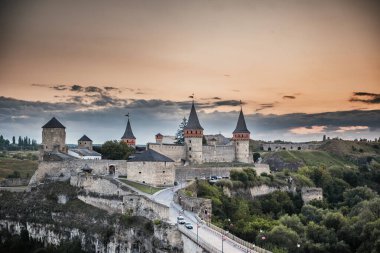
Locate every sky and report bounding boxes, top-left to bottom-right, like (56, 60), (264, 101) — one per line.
(0, 0), (379, 144)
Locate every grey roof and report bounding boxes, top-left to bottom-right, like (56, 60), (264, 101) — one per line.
(184, 101), (203, 130)
(79, 135), (92, 142)
(81, 164), (93, 172)
(42, 117), (65, 129)
(121, 119), (136, 139)
(42, 151), (75, 161)
(69, 148), (101, 156)
(129, 149), (174, 162)
(233, 109), (250, 134)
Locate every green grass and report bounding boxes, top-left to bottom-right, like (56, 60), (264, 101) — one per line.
(0, 158), (38, 179)
(119, 179), (162, 194)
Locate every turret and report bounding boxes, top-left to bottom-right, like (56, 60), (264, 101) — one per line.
(78, 135), (93, 150)
(41, 117), (67, 153)
(184, 101), (204, 164)
(233, 108), (250, 163)
(121, 115), (136, 147)
(155, 133), (163, 144)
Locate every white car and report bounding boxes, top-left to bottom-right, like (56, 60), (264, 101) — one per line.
(177, 216), (186, 224)
(185, 223), (193, 229)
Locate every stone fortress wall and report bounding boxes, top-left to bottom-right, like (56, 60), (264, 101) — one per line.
(148, 143), (186, 163)
(262, 143), (321, 151)
(30, 159), (173, 187)
(202, 145), (235, 163)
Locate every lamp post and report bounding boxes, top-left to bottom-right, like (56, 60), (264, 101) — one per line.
(197, 222), (200, 244)
(222, 231), (228, 253)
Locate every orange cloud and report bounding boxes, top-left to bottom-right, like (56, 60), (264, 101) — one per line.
(335, 126), (369, 133)
(289, 126), (327, 135)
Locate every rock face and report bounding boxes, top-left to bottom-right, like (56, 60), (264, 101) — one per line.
(0, 181), (182, 253)
(0, 219), (183, 253)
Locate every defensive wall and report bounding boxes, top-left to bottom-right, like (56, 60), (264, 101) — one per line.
(30, 159), (174, 187)
(148, 143), (186, 163)
(174, 190), (212, 222)
(262, 143), (321, 151)
(202, 145), (235, 163)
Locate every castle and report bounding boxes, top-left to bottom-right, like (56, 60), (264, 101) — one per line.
(128, 101), (253, 164)
(33, 101), (255, 187)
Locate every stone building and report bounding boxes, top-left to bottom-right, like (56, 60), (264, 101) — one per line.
(149, 102), (253, 164)
(41, 117), (67, 156)
(78, 135), (93, 150)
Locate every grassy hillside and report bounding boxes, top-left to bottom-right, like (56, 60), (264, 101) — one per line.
(0, 151), (38, 179)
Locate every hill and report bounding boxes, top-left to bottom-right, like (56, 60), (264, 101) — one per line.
(261, 139), (380, 171)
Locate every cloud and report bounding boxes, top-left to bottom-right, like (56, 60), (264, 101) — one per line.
(84, 86), (103, 93)
(256, 103), (275, 112)
(104, 86), (118, 91)
(290, 126), (327, 135)
(283, 95), (296, 99)
(213, 100), (243, 107)
(52, 85), (68, 91)
(1, 96), (379, 144)
(335, 126), (369, 133)
(71, 85), (83, 92)
(349, 91), (380, 104)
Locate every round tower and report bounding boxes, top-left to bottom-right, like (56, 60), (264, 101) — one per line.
(121, 114), (136, 147)
(78, 135), (93, 150)
(233, 108), (251, 163)
(41, 117), (67, 153)
(184, 101), (204, 164)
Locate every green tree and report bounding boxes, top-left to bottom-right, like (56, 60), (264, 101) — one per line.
(101, 140), (135, 160)
(174, 117), (187, 144)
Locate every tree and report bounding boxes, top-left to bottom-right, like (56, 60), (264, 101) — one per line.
(174, 117), (187, 144)
(12, 136), (15, 145)
(100, 140), (135, 160)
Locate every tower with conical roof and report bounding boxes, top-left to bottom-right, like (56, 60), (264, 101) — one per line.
(184, 101), (204, 164)
(41, 117), (67, 154)
(78, 135), (93, 150)
(233, 107), (251, 163)
(121, 114), (136, 147)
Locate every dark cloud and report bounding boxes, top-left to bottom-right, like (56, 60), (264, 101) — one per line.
(213, 100), (243, 107)
(135, 92), (145, 95)
(84, 86), (103, 93)
(256, 103), (275, 112)
(283, 95), (296, 99)
(349, 92), (380, 104)
(1, 96), (379, 144)
(31, 83), (49, 87)
(104, 86), (118, 91)
(212, 97), (221, 100)
(71, 85), (83, 92)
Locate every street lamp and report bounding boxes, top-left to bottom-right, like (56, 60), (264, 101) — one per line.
(197, 222), (200, 244)
(222, 231), (228, 253)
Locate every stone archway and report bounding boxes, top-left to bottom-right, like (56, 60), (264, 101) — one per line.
(109, 165), (116, 175)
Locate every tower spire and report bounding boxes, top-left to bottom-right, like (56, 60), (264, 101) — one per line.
(121, 113), (136, 147)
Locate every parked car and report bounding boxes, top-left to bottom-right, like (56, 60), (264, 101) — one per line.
(177, 216), (186, 224)
(208, 179), (217, 184)
(185, 223), (193, 229)
(216, 176), (222, 180)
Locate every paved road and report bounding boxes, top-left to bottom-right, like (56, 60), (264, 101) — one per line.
(152, 182), (258, 253)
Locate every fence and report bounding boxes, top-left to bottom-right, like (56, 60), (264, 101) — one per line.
(177, 224), (222, 253)
(205, 221), (272, 253)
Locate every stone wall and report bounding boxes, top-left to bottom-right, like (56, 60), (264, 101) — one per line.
(202, 145), (235, 163)
(78, 195), (124, 213)
(42, 128), (66, 153)
(175, 165), (265, 181)
(148, 143), (186, 163)
(123, 195), (170, 221)
(174, 191), (212, 222)
(30, 159), (175, 187)
(127, 161), (176, 187)
(249, 185), (291, 198)
(262, 143), (321, 151)
(301, 187), (323, 203)
(0, 178), (29, 187)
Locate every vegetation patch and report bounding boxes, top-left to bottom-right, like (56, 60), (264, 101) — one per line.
(119, 179), (163, 194)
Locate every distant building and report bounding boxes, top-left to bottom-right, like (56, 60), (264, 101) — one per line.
(78, 134), (93, 150)
(68, 148), (101, 160)
(121, 116), (136, 147)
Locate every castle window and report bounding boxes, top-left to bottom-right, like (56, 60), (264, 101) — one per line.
(163, 171), (165, 173)
(139, 171), (141, 174)
(189, 140), (192, 143)
(189, 147), (192, 151)
(189, 155), (192, 158)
